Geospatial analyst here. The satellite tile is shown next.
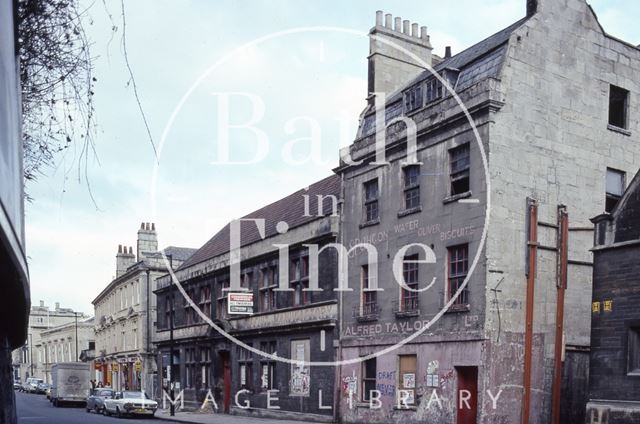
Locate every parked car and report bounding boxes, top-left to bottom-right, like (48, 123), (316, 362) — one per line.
(103, 391), (158, 418)
(13, 380), (21, 390)
(22, 378), (43, 393)
(35, 382), (49, 395)
(86, 388), (114, 414)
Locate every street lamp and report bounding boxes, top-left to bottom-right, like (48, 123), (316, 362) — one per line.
(74, 312), (79, 361)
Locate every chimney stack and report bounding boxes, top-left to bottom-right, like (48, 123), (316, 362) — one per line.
(445, 46), (452, 59)
(526, 0), (538, 17)
(368, 11), (433, 101)
(39, 300), (44, 307)
(55, 302), (60, 310)
(137, 221), (158, 262)
(116, 244), (136, 278)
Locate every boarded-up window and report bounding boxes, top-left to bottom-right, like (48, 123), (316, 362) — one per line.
(398, 355), (417, 405)
(290, 339), (310, 396)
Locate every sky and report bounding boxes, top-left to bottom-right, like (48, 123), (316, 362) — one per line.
(24, 0), (640, 315)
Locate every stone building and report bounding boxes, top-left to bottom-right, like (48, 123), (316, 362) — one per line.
(92, 222), (195, 394)
(154, 175), (340, 421)
(335, 1), (640, 423)
(11, 301), (87, 384)
(33, 317), (96, 384)
(587, 169), (640, 423)
(0, 2), (30, 421)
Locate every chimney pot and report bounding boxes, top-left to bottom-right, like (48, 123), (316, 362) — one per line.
(152, 223), (156, 231)
(140, 222), (145, 229)
(420, 26), (428, 40)
(129, 246), (133, 255)
(411, 23), (418, 37)
(118, 244), (122, 254)
(376, 10), (383, 26)
(403, 20), (410, 35)
(385, 13), (392, 28)
(55, 302), (60, 310)
(394, 17), (401, 31)
(40, 300), (44, 307)
(445, 46), (452, 59)
(526, 0), (538, 17)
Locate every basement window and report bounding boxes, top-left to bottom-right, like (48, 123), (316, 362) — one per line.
(449, 144), (470, 196)
(605, 168), (625, 213)
(627, 327), (640, 375)
(609, 85), (629, 130)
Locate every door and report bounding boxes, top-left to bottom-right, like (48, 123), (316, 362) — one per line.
(456, 366), (478, 424)
(221, 352), (231, 413)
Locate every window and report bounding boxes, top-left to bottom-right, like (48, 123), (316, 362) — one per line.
(609, 85), (629, 129)
(398, 355), (417, 405)
(403, 165), (421, 210)
(165, 296), (174, 329)
(291, 254), (309, 306)
(238, 344), (253, 390)
(361, 265), (377, 317)
(185, 348), (196, 388)
(628, 327), (640, 375)
(290, 339), (310, 396)
(259, 266), (278, 312)
(404, 85), (423, 112)
(184, 290), (196, 325)
(260, 341), (277, 391)
(401, 255), (419, 312)
(362, 358), (376, 401)
(216, 279), (230, 319)
(425, 78), (442, 103)
(201, 347), (211, 388)
(448, 244), (469, 307)
(363, 179), (379, 223)
(449, 144), (470, 196)
(605, 168), (625, 212)
(199, 285), (212, 319)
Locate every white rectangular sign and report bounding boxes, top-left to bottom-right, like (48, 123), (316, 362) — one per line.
(228, 292), (254, 315)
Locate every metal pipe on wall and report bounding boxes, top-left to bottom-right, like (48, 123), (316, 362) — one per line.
(522, 198), (538, 424)
(551, 206), (569, 424)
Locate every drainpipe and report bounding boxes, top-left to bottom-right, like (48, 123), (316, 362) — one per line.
(333, 171), (345, 424)
(146, 269), (151, 393)
(522, 198), (538, 424)
(551, 206), (568, 424)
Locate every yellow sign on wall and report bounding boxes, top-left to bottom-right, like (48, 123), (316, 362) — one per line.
(592, 301), (600, 313)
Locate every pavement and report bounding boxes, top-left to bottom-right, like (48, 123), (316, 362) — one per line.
(16, 390), (326, 424)
(155, 409), (317, 424)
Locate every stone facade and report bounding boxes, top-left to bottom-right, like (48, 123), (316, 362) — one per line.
(33, 317), (95, 384)
(336, 1), (640, 423)
(11, 301), (87, 384)
(0, 2), (30, 422)
(92, 222), (195, 395)
(154, 176), (340, 421)
(586, 171), (640, 423)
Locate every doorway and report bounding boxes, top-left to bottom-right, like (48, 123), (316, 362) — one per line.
(456, 366), (478, 424)
(220, 351), (231, 413)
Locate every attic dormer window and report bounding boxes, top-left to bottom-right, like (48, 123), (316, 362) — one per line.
(425, 78), (442, 104)
(404, 85), (423, 113)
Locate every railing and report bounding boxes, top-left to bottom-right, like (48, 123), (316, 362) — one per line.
(353, 303), (379, 322)
(393, 297), (420, 317)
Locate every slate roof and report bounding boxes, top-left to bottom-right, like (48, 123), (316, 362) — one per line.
(358, 16), (530, 138)
(146, 246), (198, 262)
(178, 174), (341, 270)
